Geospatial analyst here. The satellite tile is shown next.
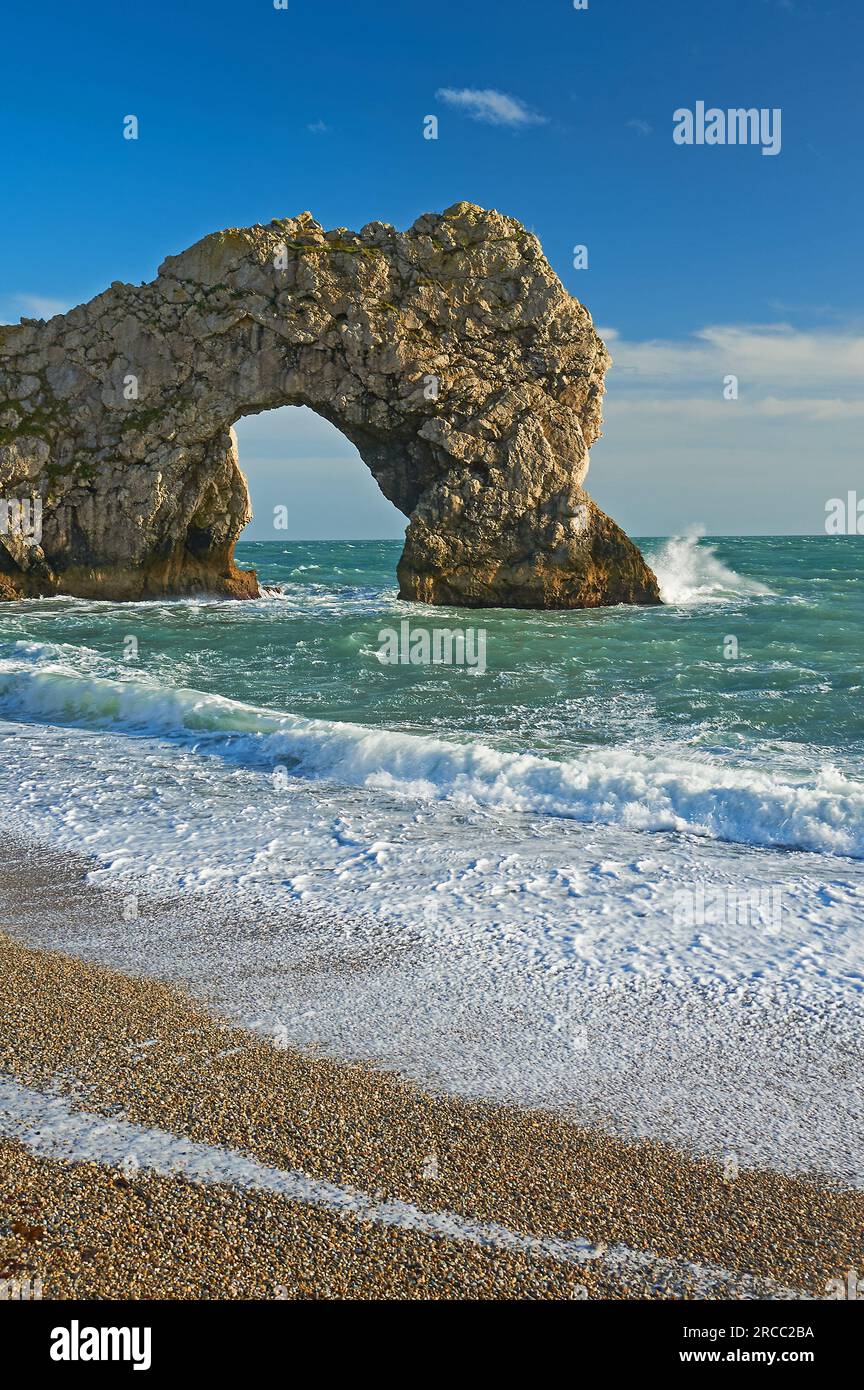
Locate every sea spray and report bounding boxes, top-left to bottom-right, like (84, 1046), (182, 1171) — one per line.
(646, 526), (774, 605)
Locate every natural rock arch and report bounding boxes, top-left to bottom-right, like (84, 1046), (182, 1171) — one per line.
(0, 202), (660, 606)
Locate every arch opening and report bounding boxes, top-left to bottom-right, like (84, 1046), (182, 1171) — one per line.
(233, 405), (405, 544)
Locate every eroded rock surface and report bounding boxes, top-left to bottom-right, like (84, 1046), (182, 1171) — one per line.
(0, 203), (660, 606)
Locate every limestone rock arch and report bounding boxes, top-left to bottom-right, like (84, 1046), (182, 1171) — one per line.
(0, 203), (660, 606)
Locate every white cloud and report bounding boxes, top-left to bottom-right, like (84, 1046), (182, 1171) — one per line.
(5, 293), (70, 320)
(756, 395), (864, 420)
(587, 320), (864, 533)
(598, 323), (864, 395)
(607, 396), (864, 423)
(626, 119), (653, 136)
(436, 87), (546, 128)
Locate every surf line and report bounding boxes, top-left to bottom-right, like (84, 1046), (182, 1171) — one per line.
(0, 1076), (807, 1299)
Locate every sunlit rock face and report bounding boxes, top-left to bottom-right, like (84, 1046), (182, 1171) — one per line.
(0, 202), (660, 607)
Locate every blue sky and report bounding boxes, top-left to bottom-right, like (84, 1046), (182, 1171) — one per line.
(3, 0), (862, 536)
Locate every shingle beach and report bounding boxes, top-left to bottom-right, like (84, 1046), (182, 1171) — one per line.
(1, 931), (860, 1301)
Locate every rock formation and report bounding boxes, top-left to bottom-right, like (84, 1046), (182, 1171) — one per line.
(0, 202), (660, 607)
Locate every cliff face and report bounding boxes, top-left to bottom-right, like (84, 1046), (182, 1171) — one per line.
(0, 202), (660, 607)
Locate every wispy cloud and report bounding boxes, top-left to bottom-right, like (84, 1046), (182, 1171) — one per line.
(436, 87), (546, 128)
(587, 321), (864, 533)
(626, 119), (653, 137)
(608, 396), (864, 423)
(6, 293), (70, 319)
(599, 323), (864, 395)
(306, 120), (328, 135)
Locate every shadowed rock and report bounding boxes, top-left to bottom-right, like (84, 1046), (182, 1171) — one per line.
(0, 203), (660, 607)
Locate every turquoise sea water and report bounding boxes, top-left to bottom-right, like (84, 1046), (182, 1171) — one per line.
(248, 532), (864, 774)
(1, 532), (863, 1129)
(1, 533), (861, 780)
(0, 532), (863, 943)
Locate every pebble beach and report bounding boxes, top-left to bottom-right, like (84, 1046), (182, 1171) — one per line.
(2, 922), (861, 1301)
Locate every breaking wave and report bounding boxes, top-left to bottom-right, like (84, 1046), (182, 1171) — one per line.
(647, 527), (775, 605)
(1, 645), (861, 859)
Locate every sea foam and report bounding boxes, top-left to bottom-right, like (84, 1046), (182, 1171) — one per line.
(647, 527), (775, 606)
(1, 647), (862, 858)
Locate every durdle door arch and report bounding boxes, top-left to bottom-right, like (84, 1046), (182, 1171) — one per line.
(0, 202), (660, 607)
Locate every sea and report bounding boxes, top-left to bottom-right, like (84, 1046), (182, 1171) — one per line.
(1, 532), (862, 1179)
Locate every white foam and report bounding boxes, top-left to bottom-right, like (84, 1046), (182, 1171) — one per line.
(647, 527), (775, 606)
(2, 710), (864, 1181)
(1, 650), (862, 858)
(0, 1076), (810, 1298)
(2, 630), (863, 1184)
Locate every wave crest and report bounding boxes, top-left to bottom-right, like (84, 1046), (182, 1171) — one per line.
(647, 527), (774, 606)
(0, 651), (861, 859)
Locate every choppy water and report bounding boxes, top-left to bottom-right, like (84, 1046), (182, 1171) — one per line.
(0, 532), (862, 997)
(2, 530), (863, 1175)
